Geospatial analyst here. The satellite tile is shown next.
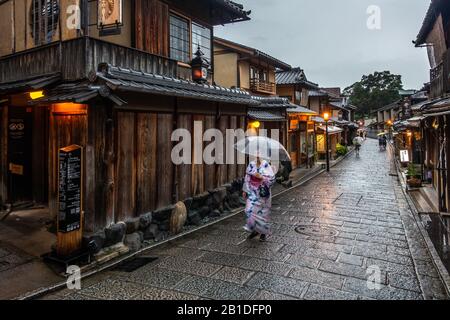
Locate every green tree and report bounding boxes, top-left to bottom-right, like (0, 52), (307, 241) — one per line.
(344, 71), (403, 117)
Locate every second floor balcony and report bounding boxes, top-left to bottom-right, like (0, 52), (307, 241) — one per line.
(250, 78), (275, 95)
(0, 37), (178, 85)
(430, 49), (450, 99)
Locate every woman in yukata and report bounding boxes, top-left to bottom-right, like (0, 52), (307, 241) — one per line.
(242, 156), (276, 242)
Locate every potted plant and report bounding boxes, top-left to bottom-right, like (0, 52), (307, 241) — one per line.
(406, 163), (422, 188)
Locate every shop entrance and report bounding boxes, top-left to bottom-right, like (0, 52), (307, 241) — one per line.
(7, 106), (33, 203)
(6, 101), (49, 207)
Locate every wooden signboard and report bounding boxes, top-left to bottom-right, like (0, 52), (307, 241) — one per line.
(98, 0), (123, 27)
(57, 145), (83, 256)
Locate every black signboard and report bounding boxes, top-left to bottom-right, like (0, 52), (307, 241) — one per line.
(58, 145), (83, 233)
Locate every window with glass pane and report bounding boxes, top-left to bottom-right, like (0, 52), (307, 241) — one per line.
(170, 15), (190, 63)
(192, 22), (211, 63)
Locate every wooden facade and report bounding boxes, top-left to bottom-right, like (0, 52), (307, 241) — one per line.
(0, 0), (252, 256)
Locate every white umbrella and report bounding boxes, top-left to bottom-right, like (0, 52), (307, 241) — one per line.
(234, 136), (291, 162)
(353, 137), (364, 146)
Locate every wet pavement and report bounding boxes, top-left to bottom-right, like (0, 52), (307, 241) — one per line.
(44, 139), (449, 300)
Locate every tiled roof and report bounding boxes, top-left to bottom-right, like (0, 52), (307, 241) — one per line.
(308, 90), (329, 97)
(316, 125), (343, 134)
(31, 82), (100, 104)
(321, 87), (341, 98)
(330, 117), (350, 126)
(330, 101), (347, 110)
(311, 116), (325, 123)
(0, 73), (60, 94)
(218, 0), (251, 17)
(96, 63), (259, 106)
(422, 97), (450, 115)
(210, 0), (251, 24)
(251, 96), (293, 108)
(248, 109), (286, 121)
(411, 99), (431, 111)
(276, 68), (319, 89)
(399, 89), (417, 96)
(375, 100), (401, 112)
(415, 0), (444, 46)
(287, 104), (317, 115)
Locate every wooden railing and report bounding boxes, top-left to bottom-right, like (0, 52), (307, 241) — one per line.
(430, 62), (444, 99)
(0, 37), (178, 83)
(250, 78), (275, 94)
(430, 50), (450, 99)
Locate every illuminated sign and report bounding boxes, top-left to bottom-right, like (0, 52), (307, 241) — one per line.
(400, 150), (409, 163)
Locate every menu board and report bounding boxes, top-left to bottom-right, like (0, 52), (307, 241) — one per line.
(58, 145), (83, 233)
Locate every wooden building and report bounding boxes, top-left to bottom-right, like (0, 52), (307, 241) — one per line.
(213, 37), (292, 146)
(276, 68), (319, 168)
(413, 0), (450, 212)
(0, 0), (253, 256)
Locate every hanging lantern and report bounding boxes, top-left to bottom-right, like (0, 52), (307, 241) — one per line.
(190, 46), (210, 84)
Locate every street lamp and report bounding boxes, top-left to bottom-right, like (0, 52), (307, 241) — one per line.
(190, 46), (210, 84)
(323, 112), (330, 172)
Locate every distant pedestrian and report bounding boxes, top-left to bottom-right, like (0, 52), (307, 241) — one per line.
(242, 157), (276, 242)
(353, 136), (364, 157)
(379, 135), (387, 151)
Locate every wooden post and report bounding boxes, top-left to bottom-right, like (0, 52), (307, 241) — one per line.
(0, 105), (8, 205)
(104, 105), (115, 225)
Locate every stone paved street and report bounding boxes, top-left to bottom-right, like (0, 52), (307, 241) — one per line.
(46, 139), (449, 300)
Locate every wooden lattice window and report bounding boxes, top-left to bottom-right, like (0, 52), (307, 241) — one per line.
(30, 0), (60, 45)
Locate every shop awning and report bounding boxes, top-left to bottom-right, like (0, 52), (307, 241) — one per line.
(316, 125), (343, 135)
(0, 73), (60, 95)
(29, 82), (126, 106)
(330, 117), (350, 126)
(311, 116), (325, 124)
(421, 97), (450, 115)
(248, 109), (286, 121)
(96, 64), (259, 106)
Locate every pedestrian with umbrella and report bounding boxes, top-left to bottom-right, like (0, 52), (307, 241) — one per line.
(353, 136), (364, 157)
(235, 136), (290, 242)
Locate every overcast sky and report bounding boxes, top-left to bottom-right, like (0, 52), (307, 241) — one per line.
(215, 0), (431, 90)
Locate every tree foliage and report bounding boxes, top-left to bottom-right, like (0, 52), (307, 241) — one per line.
(343, 71), (403, 117)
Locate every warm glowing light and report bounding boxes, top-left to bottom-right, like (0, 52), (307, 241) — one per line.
(251, 121), (261, 129)
(407, 131), (412, 137)
(52, 103), (87, 115)
(29, 91), (44, 100)
(387, 120), (393, 126)
(193, 69), (203, 80)
(323, 113), (330, 121)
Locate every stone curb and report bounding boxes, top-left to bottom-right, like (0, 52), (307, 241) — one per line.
(388, 143), (450, 298)
(17, 147), (355, 300)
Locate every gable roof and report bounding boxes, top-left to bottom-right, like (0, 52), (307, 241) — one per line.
(415, 0), (445, 46)
(34, 63), (260, 106)
(375, 100), (401, 112)
(214, 37), (291, 70)
(211, 0), (252, 24)
(275, 68), (319, 89)
(321, 87), (341, 98)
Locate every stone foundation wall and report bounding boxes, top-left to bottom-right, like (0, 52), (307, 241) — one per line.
(83, 179), (245, 255)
